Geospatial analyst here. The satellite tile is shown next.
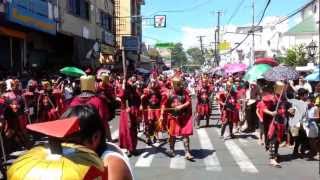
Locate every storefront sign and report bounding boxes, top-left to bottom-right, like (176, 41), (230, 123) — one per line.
(122, 36), (140, 51)
(102, 31), (114, 46)
(6, 0), (56, 35)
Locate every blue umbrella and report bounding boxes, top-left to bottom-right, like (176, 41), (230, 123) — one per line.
(305, 70), (320, 81)
(263, 65), (299, 82)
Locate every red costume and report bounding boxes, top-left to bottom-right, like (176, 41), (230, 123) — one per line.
(117, 82), (142, 154)
(141, 83), (164, 144)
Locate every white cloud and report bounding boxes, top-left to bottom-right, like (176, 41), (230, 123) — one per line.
(181, 27), (215, 49)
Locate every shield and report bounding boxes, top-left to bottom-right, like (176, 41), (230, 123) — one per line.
(60, 67), (86, 77)
(7, 145), (106, 180)
(243, 64), (272, 83)
(263, 65), (299, 81)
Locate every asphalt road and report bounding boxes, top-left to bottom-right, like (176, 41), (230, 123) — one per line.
(108, 98), (320, 180)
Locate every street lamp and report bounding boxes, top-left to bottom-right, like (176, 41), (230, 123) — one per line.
(306, 40), (318, 64)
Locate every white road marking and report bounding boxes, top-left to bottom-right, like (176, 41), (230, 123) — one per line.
(224, 140), (258, 173)
(135, 142), (160, 167)
(170, 140), (186, 169)
(197, 129), (222, 171)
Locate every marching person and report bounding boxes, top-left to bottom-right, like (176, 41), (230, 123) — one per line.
(218, 81), (238, 139)
(195, 77), (212, 128)
(69, 75), (112, 141)
(141, 79), (163, 145)
(160, 76), (194, 160)
(117, 76), (142, 156)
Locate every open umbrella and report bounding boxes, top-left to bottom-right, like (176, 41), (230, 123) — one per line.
(263, 65), (299, 82)
(60, 67), (86, 77)
(224, 63), (247, 74)
(243, 64), (272, 83)
(254, 58), (279, 67)
(305, 69), (320, 81)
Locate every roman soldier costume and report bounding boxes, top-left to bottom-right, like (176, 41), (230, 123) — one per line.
(22, 79), (39, 124)
(161, 76), (193, 160)
(37, 81), (59, 123)
(141, 79), (163, 145)
(70, 75), (112, 141)
(117, 77), (142, 156)
(195, 77), (212, 128)
(218, 82), (238, 139)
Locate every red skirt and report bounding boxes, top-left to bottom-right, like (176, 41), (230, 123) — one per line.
(268, 121), (284, 143)
(168, 114), (193, 137)
(221, 109), (239, 124)
(196, 103), (211, 116)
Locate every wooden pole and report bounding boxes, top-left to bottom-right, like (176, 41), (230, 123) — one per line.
(122, 48), (126, 79)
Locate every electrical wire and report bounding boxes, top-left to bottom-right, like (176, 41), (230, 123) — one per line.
(226, 0), (246, 25)
(147, 0), (213, 16)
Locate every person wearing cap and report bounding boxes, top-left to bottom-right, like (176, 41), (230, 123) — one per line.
(70, 75), (112, 142)
(8, 105), (134, 180)
(160, 76), (193, 160)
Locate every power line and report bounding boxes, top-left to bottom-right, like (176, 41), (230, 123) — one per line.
(221, 0), (272, 55)
(147, 0), (213, 16)
(226, 0), (246, 25)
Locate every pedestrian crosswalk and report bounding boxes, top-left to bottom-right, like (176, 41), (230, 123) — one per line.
(110, 126), (262, 173)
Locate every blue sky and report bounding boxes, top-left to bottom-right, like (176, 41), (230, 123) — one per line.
(141, 0), (310, 45)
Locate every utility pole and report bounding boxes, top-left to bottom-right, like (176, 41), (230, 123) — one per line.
(251, 0), (255, 66)
(197, 36), (206, 65)
(215, 11), (223, 67)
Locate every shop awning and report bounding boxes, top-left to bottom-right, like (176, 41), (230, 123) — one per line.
(285, 16), (319, 36)
(101, 44), (115, 55)
(0, 26), (26, 39)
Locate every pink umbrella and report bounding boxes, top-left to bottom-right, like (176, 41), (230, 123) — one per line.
(223, 63), (247, 74)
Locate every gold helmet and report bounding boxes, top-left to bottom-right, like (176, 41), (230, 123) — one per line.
(172, 76), (183, 89)
(98, 73), (110, 84)
(80, 75), (96, 92)
(41, 81), (52, 90)
(274, 81), (286, 95)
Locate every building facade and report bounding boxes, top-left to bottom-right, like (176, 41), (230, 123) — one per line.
(0, 0), (58, 76)
(57, 0), (115, 68)
(115, 0), (144, 73)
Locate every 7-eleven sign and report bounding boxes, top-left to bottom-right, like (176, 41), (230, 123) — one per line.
(154, 15), (166, 28)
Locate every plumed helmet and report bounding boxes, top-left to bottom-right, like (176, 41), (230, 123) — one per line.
(80, 75), (96, 92)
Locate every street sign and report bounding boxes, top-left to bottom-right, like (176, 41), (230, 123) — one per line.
(122, 36), (140, 51)
(219, 40), (231, 51)
(155, 42), (175, 49)
(154, 15), (166, 28)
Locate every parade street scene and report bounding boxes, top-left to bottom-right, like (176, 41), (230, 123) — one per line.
(0, 0), (320, 180)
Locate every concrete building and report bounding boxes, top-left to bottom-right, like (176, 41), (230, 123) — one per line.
(115, 0), (145, 73)
(57, 0), (115, 68)
(0, 0), (58, 76)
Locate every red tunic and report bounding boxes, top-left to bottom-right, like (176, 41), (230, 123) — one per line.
(162, 89), (193, 137)
(196, 86), (211, 117)
(70, 93), (110, 129)
(218, 91), (239, 124)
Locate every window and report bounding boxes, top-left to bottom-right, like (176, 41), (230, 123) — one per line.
(68, 0), (90, 20)
(100, 11), (113, 32)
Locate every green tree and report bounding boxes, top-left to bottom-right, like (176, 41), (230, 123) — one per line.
(186, 47), (205, 65)
(283, 44), (308, 66)
(171, 43), (187, 68)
